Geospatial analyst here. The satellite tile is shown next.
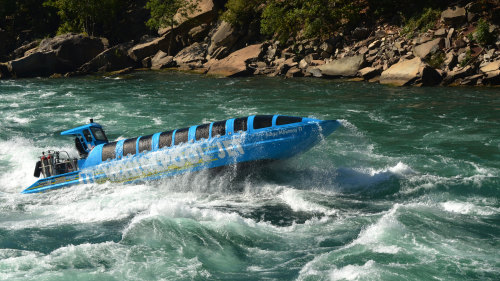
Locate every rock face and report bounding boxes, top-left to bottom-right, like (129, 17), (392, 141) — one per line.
(380, 57), (441, 86)
(414, 38), (444, 59)
(317, 55), (365, 77)
(151, 51), (176, 69)
(174, 42), (207, 66)
(207, 21), (240, 59)
(441, 6), (467, 26)
(128, 36), (171, 62)
(158, 0), (222, 36)
(207, 44), (262, 77)
(8, 33), (106, 77)
(79, 42), (135, 73)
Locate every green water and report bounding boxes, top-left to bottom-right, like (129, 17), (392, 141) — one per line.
(0, 72), (499, 280)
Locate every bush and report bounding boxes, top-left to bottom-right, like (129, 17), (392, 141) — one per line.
(401, 7), (440, 37)
(474, 18), (495, 46)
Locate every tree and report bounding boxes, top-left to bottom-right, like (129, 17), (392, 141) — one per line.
(145, 0), (198, 55)
(43, 0), (120, 36)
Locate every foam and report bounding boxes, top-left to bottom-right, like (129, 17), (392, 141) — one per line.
(278, 188), (337, 216)
(330, 260), (378, 280)
(440, 201), (497, 216)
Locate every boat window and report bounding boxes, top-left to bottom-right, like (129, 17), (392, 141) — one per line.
(138, 135), (153, 153)
(101, 142), (117, 161)
(234, 117), (248, 132)
(83, 129), (92, 142)
(91, 127), (108, 141)
(253, 115), (273, 129)
(195, 123), (210, 141)
(211, 120), (226, 137)
(123, 137), (138, 156)
(174, 128), (189, 145)
(159, 130), (173, 148)
(276, 116), (302, 126)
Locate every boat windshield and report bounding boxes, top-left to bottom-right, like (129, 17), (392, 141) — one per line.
(91, 127), (108, 141)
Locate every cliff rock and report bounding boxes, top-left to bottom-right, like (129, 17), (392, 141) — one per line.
(207, 44), (263, 77)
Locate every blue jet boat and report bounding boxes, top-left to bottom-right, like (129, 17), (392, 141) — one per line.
(22, 115), (341, 194)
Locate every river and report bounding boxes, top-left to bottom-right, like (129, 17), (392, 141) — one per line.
(0, 72), (499, 280)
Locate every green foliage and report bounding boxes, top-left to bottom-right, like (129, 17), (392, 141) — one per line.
(427, 51), (445, 69)
(220, 0), (263, 28)
(43, 0), (120, 36)
(145, 0), (198, 30)
(401, 7), (440, 37)
(474, 18), (495, 46)
(459, 49), (473, 67)
(260, 0), (362, 41)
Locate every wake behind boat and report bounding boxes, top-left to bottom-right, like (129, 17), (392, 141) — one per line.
(22, 115), (341, 194)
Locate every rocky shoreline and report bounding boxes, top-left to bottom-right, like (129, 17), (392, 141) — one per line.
(0, 1), (499, 86)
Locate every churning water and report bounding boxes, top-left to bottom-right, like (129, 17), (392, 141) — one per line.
(0, 72), (499, 280)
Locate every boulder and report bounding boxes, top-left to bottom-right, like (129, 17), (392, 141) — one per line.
(442, 65), (475, 85)
(79, 42), (135, 73)
(414, 38), (444, 59)
(480, 60), (500, 73)
(316, 55), (365, 77)
(351, 27), (370, 40)
(128, 35), (171, 62)
(434, 28), (447, 37)
(158, 0), (221, 36)
(380, 57), (442, 86)
(207, 21), (240, 59)
(174, 42), (207, 66)
(207, 44), (263, 77)
(483, 70), (500, 85)
(0, 62), (10, 78)
(8, 34), (106, 77)
(286, 67), (304, 78)
(441, 6), (467, 26)
(358, 67), (382, 80)
(151, 51), (176, 69)
(444, 51), (458, 70)
(9, 40), (40, 60)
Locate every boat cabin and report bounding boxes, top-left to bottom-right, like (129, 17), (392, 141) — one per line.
(61, 119), (109, 157)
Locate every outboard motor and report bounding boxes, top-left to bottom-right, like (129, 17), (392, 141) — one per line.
(34, 150), (78, 178)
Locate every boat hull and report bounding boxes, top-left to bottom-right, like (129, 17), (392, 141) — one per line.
(22, 118), (340, 193)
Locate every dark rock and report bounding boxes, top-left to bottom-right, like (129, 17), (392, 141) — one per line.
(151, 51), (176, 69)
(461, 74), (483, 85)
(142, 57), (152, 68)
(351, 27), (370, 40)
(79, 42), (135, 73)
(319, 42), (334, 54)
(158, 0), (221, 36)
(442, 65), (475, 85)
(9, 40), (40, 60)
(0, 63), (11, 78)
(286, 66), (303, 78)
(207, 21), (240, 59)
(441, 6), (467, 26)
(188, 24), (210, 43)
(8, 34), (106, 78)
(483, 70), (500, 85)
(174, 42), (207, 66)
(358, 67), (382, 80)
(444, 51), (458, 70)
(128, 35), (172, 62)
(317, 55), (365, 77)
(453, 38), (467, 49)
